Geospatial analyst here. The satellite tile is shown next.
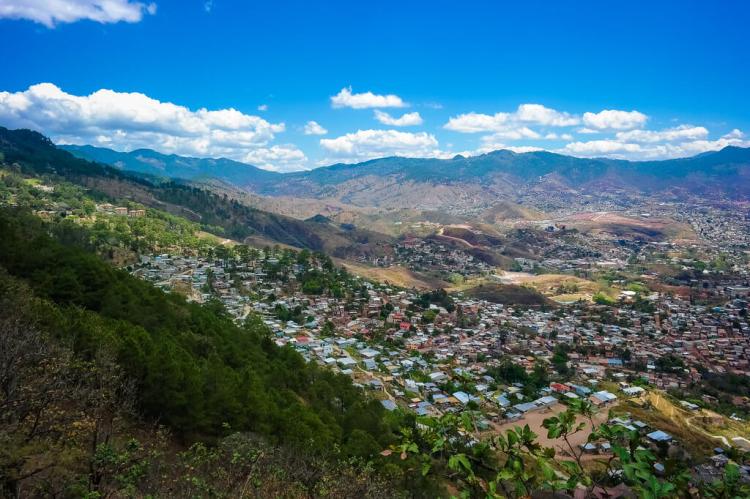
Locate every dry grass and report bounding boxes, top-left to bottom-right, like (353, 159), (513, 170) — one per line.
(612, 392), (722, 459)
(559, 212), (698, 242)
(482, 272), (610, 302)
(339, 261), (449, 290)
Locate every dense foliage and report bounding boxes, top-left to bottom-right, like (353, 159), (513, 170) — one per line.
(0, 209), (396, 456)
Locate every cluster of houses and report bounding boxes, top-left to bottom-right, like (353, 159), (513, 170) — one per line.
(392, 238), (491, 276)
(124, 237), (750, 491)
(97, 203), (145, 218)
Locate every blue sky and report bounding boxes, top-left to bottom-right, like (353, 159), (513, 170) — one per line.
(0, 0), (748, 171)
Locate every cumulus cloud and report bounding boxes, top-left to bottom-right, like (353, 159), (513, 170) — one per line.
(481, 127), (541, 142)
(303, 120), (327, 135)
(544, 132), (574, 141)
(559, 128), (749, 160)
(330, 87), (406, 109)
(0, 82), (303, 170)
(373, 110), (423, 126)
(561, 140), (643, 156)
(444, 103), (578, 134)
(475, 141), (544, 155)
(257, 104), (268, 111)
(444, 112), (510, 133)
(242, 145), (308, 172)
(515, 104), (579, 126)
(615, 125), (708, 143)
(723, 128), (744, 140)
(0, 0), (157, 27)
(319, 129), (441, 162)
(582, 109), (648, 130)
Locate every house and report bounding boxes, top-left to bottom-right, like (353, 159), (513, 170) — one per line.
(622, 386), (645, 397)
(381, 400), (397, 411)
(570, 384), (592, 397)
(534, 395), (557, 407)
(647, 430), (673, 443)
(550, 382), (570, 393)
(337, 357), (357, 368)
(360, 348), (380, 358)
(494, 393), (512, 407)
(680, 400), (700, 411)
(513, 402), (538, 413)
(590, 390), (617, 406)
(453, 391), (471, 405)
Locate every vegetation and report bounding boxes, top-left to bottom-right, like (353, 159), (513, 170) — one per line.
(464, 283), (551, 307)
(0, 208), (401, 495)
(385, 399), (749, 498)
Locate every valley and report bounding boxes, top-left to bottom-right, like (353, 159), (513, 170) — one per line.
(2, 127), (750, 497)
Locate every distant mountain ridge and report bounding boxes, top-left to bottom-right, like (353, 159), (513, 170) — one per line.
(62, 144), (281, 186)
(1, 127), (394, 257)
(58, 141), (750, 212)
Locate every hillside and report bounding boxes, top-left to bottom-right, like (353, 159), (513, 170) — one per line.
(1, 127), (395, 258)
(0, 207), (404, 496)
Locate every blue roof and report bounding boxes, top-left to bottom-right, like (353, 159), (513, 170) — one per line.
(453, 391), (471, 404)
(495, 394), (511, 407)
(513, 402), (538, 413)
(381, 400), (397, 411)
(647, 430), (672, 442)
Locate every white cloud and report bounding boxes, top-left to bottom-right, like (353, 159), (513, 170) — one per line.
(257, 104), (268, 111)
(303, 120), (327, 135)
(615, 125), (708, 143)
(559, 129), (749, 160)
(0, 83), (301, 170)
(722, 128), (744, 140)
(444, 112), (510, 133)
(515, 104), (579, 126)
(501, 145), (544, 154)
(0, 0), (156, 27)
(242, 145), (308, 172)
(373, 110), (423, 126)
(475, 142), (544, 155)
(320, 129), (441, 162)
(203, 0), (213, 12)
(670, 133), (749, 156)
(444, 103), (578, 134)
(543, 132), (574, 141)
(481, 127), (540, 142)
(330, 87), (406, 109)
(582, 109), (648, 130)
(561, 140), (643, 156)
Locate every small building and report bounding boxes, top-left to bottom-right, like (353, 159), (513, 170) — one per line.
(647, 430), (673, 443)
(622, 386), (645, 397)
(381, 399), (397, 411)
(590, 390), (617, 406)
(453, 391), (471, 405)
(513, 402), (538, 413)
(534, 395), (557, 407)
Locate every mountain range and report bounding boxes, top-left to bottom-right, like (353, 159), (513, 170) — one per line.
(64, 143), (750, 214)
(0, 127), (394, 258)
